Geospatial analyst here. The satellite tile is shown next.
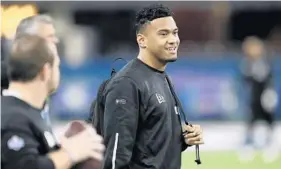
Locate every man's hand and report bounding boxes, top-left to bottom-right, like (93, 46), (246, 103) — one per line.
(182, 124), (204, 145)
(61, 122), (105, 163)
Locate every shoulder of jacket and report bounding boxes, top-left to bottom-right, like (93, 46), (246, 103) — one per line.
(2, 106), (31, 129)
(110, 75), (141, 89)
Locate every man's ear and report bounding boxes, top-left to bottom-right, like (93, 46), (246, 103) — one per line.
(39, 63), (51, 81)
(137, 33), (146, 49)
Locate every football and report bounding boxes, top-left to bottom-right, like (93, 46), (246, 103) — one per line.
(64, 120), (102, 169)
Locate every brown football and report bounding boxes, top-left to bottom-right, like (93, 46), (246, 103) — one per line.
(64, 120), (102, 169)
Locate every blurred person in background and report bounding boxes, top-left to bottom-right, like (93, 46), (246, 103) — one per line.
(95, 4), (204, 169)
(1, 34), (105, 169)
(240, 36), (279, 162)
(1, 14), (60, 130)
(1, 14), (59, 93)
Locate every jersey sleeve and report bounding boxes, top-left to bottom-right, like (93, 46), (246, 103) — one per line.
(101, 77), (140, 169)
(1, 115), (55, 169)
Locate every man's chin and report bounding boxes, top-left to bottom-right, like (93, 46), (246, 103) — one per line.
(160, 57), (177, 64)
(165, 56), (177, 63)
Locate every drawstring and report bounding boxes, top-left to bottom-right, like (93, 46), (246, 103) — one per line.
(165, 74), (202, 165)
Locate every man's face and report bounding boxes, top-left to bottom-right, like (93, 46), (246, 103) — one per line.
(143, 16), (180, 63)
(38, 23), (59, 44)
(38, 23), (59, 94)
(46, 42), (60, 94)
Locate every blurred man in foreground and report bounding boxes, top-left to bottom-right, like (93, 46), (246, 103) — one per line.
(93, 4), (204, 169)
(240, 36), (279, 162)
(1, 35), (105, 169)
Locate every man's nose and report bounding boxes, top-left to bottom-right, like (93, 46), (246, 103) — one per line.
(168, 35), (179, 44)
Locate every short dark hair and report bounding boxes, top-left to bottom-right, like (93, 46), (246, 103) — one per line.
(8, 35), (54, 82)
(135, 4), (173, 33)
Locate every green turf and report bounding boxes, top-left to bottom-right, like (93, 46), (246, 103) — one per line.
(181, 151), (281, 169)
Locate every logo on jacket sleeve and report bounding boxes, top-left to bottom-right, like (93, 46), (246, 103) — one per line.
(116, 99), (127, 105)
(7, 135), (25, 151)
(156, 93), (166, 104)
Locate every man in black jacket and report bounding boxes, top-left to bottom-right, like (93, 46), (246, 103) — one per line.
(100, 4), (204, 169)
(1, 35), (105, 169)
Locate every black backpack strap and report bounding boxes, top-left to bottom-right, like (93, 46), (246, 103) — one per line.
(111, 57), (127, 77)
(91, 80), (109, 123)
(88, 58), (128, 132)
(86, 99), (96, 123)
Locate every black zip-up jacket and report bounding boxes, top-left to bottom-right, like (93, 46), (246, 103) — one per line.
(1, 96), (58, 169)
(100, 58), (188, 169)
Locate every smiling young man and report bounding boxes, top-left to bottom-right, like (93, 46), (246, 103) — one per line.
(97, 4), (204, 169)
